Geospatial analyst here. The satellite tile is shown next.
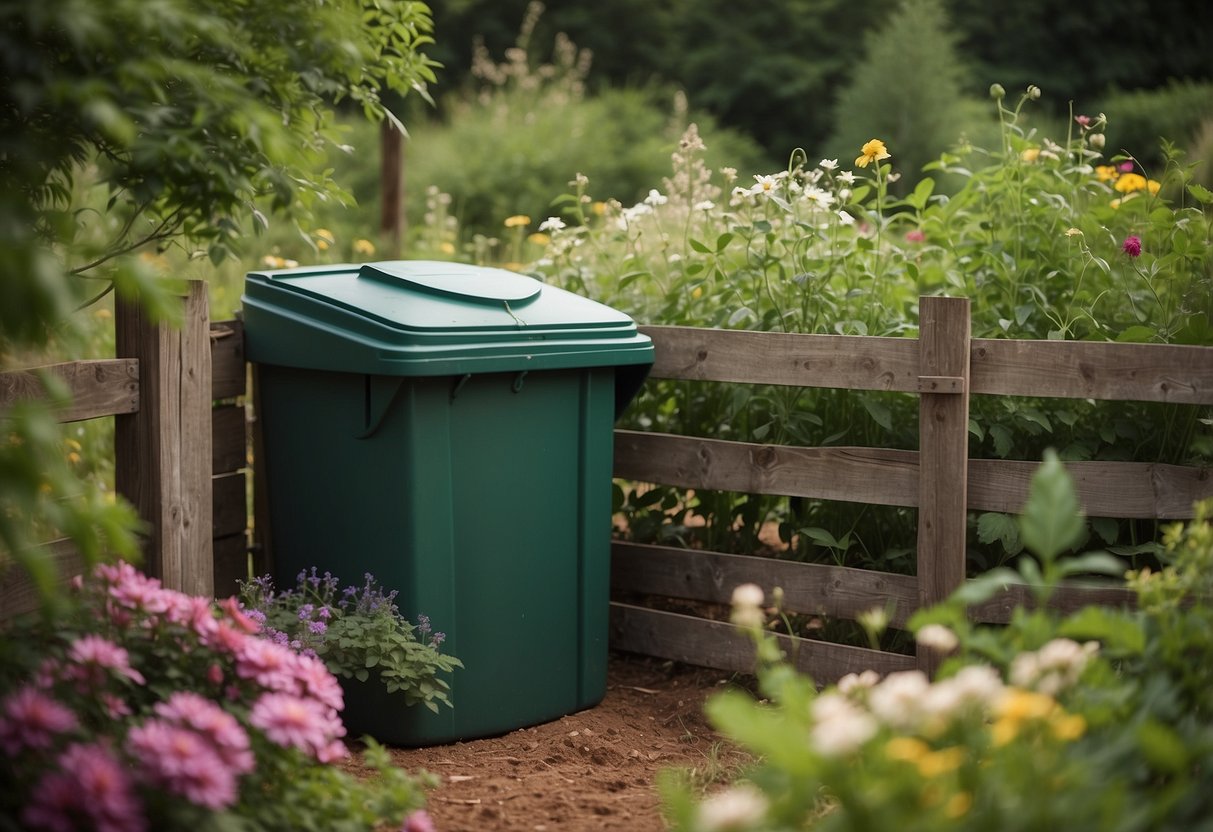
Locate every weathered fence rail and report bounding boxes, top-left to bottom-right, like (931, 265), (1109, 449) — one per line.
(0, 282), (251, 618)
(608, 297), (1213, 679)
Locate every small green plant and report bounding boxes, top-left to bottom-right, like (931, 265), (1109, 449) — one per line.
(239, 568), (462, 713)
(661, 457), (1213, 831)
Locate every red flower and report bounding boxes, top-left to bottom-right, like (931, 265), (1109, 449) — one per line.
(1122, 235), (1142, 258)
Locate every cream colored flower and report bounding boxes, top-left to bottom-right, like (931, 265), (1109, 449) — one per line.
(696, 784), (768, 831)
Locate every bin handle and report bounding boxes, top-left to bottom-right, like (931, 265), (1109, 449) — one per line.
(356, 376), (408, 440)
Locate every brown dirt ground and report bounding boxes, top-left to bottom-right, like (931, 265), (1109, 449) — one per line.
(363, 652), (754, 832)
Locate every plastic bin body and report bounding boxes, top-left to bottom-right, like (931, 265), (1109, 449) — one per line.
(243, 261), (652, 745)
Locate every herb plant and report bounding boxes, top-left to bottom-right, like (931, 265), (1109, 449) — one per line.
(240, 569), (462, 714)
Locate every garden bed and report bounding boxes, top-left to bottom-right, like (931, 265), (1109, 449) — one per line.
(351, 652), (752, 831)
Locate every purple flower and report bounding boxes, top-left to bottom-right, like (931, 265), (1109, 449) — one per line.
(127, 719), (239, 810)
(1122, 235), (1142, 258)
(307, 620), (328, 636)
(68, 635), (145, 686)
(432, 632), (446, 648)
(402, 809), (437, 832)
(154, 692), (254, 775)
(24, 742), (146, 832)
(249, 692), (346, 760)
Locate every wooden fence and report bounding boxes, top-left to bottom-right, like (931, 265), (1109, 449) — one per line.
(0, 282), (254, 617)
(608, 296), (1213, 680)
(3, 292), (1211, 685)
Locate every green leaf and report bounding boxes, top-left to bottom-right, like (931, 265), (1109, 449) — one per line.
(688, 238), (712, 254)
(977, 512), (1022, 554)
(989, 424), (1014, 458)
(950, 567), (1021, 607)
(860, 396), (893, 431)
(799, 527), (842, 549)
(1019, 450), (1085, 563)
(1135, 719), (1190, 774)
(1059, 605), (1143, 652)
(1090, 517), (1119, 545)
(1187, 183), (1213, 204)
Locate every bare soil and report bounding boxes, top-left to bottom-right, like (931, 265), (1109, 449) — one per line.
(372, 652), (753, 831)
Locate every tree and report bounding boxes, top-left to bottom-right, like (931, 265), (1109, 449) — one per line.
(0, 0), (437, 602)
(825, 0), (983, 189)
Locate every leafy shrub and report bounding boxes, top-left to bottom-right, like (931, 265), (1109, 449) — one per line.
(662, 459), (1213, 831)
(1095, 80), (1213, 174)
(0, 560), (434, 830)
(240, 569), (462, 713)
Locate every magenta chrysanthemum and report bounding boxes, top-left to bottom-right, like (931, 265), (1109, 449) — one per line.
(154, 692), (254, 774)
(291, 653), (345, 712)
(68, 635), (146, 685)
(0, 686), (78, 755)
(235, 637), (299, 692)
(126, 719), (240, 810)
(1122, 235), (1142, 258)
(249, 692), (346, 759)
(23, 742), (146, 832)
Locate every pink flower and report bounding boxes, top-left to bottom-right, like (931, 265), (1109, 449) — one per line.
(1075, 114), (1091, 127)
(0, 686), (78, 754)
(292, 653), (345, 712)
(204, 620), (252, 655)
(98, 561), (173, 615)
(249, 692), (346, 759)
(1122, 235), (1142, 257)
(402, 809), (437, 832)
(68, 634), (146, 686)
(154, 692), (255, 775)
(24, 742), (146, 832)
(904, 229), (926, 243)
(126, 719), (240, 810)
(219, 596), (261, 634)
(235, 636), (299, 692)
(1118, 161), (1135, 172)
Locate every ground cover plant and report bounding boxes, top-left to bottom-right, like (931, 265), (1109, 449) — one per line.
(660, 458), (1213, 831)
(0, 560), (435, 831)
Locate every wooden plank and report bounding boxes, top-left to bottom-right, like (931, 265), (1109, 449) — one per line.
(211, 320), (245, 401)
(614, 430), (919, 506)
(609, 603), (916, 684)
(212, 533), (250, 600)
(115, 282), (214, 597)
(0, 359), (139, 422)
(213, 471), (247, 540)
(970, 458), (1212, 520)
(212, 404), (247, 475)
(971, 338), (1213, 404)
(0, 538), (83, 620)
(916, 297), (971, 674)
(969, 581), (1136, 625)
(611, 542), (918, 628)
(640, 325), (921, 391)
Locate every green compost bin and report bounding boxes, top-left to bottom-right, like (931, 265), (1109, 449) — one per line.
(242, 260), (653, 746)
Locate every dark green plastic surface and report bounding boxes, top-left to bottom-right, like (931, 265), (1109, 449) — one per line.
(242, 261), (652, 746)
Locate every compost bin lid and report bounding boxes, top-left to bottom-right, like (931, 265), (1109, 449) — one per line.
(242, 260), (654, 383)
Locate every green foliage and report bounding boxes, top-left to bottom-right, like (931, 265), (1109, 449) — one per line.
(826, 0), (991, 190)
(0, 0), (436, 602)
(1095, 80), (1213, 172)
(664, 473), (1213, 831)
(401, 14), (768, 241)
(240, 570), (462, 714)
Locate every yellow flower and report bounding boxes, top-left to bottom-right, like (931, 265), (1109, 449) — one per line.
(1064, 227), (1083, 237)
(94, 308), (112, 320)
(995, 688), (1057, 723)
(592, 201), (607, 216)
(67, 452), (81, 465)
(502, 262), (524, 272)
(527, 233), (551, 246)
(65, 439), (82, 452)
(1147, 179), (1162, 195)
(1114, 173), (1147, 193)
(504, 215), (531, 229)
(353, 238), (376, 256)
(1050, 713), (1087, 741)
(313, 228), (335, 251)
(945, 792), (973, 819)
(916, 746), (966, 778)
(855, 139), (891, 168)
(990, 717), (1019, 747)
(1095, 165), (1118, 182)
(884, 736), (930, 763)
(1021, 147), (1041, 163)
(439, 242), (456, 255)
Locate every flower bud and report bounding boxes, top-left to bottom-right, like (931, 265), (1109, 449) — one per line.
(1027, 85), (1042, 100)
(1088, 133), (1105, 149)
(989, 83), (1006, 100)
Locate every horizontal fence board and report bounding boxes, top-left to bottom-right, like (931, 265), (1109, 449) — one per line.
(609, 603), (916, 684)
(641, 325), (921, 391)
(614, 430), (919, 506)
(971, 338), (1213, 404)
(211, 321), (245, 400)
(212, 405), (246, 475)
(611, 542), (918, 628)
(615, 432), (1210, 519)
(0, 359), (139, 422)
(0, 538), (82, 620)
(970, 458), (1211, 519)
(212, 533), (250, 600)
(212, 471), (247, 540)
(969, 581), (1137, 624)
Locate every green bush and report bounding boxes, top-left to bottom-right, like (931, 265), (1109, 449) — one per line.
(661, 461), (1213, 832)
(1095, 80), (1213, 173)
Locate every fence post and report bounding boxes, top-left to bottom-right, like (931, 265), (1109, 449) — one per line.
(916, 296), (971, 675)
(115, 281), (214, 596)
